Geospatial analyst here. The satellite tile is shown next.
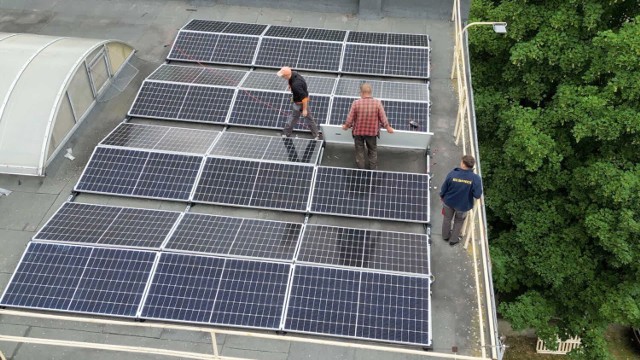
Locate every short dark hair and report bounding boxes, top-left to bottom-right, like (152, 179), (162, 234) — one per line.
(462, 155), (475, 168)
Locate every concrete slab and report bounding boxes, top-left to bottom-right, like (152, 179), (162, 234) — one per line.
(0, 229), (32, 272)
(0, 324), (29, 358)
(288, 342), (356, 360)
(224, 335), (291, 353)
(222, 347), (289, 360)
(0, 192), (57, 232)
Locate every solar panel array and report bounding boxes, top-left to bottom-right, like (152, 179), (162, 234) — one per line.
(129, 64), (430, 132)
(2, 202), (431, 346)
(168, 20), (430, 79)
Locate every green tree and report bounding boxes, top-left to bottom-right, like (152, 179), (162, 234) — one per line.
(468, 1), (640, 358)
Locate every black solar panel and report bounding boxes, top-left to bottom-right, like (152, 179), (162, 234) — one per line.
(165, 213), (302, 261)
(0, 243), (155, 317)
(178, 86), (235, 123)
(229, 90), (331, 131)
(357, 272), (430, 345)
(387, 33), (429, 47)
(284, 265), (431, 346)
(328, 97), (355, 127)
(341, 44), (387, 76)
(285, 266), (359, 336)
(129, 82), (189, 120)
(210, 34), (259, 65)
(385, 46), (430, 78)
(102, 123), (219, 154)
(35, 202), (180, 249)
(305, 28), (347, 42)
(297, 225), (430, 275)
(76, 147), (202, 201)
(311, 167), (430, 223)
(183, 20), (229, 33)
(210, 259), (289, 329)
(194, 67), (247, 87)
(221, 22), (267, 36)
(192, 157), (314, 212)
(209, 132), (321, 164)
(141, 253), (289, 329)
(254, 37), (302, 68)
(168, 31), (218, 63)
(141, 253), (225, 323)
(297, 41), (342, 72)
(148, 65), (247, 87)
(148, 64), (203, 84)
(264, 25), (308, 39)
(347, 31), (387, 44)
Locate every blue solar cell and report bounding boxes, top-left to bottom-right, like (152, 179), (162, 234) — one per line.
(192, 157), (259, 206)
(357, 272), (430, 345)
(250, 162), (314, 211)
(285, 266), (360, 336)
(369, 171), (429, 222)
(178, 86), (235, 123)
(68, 248), (156, 316)
(341, 44), (387, 76)
(166, 213), (244, 255)
(76, 147), (148, 196)
(0, 243), (91, 310)
(168, 32), (218, 63)
(311, 167), (372, 217)
(183, 20), (229, 33)
(141, 253), (225, 323)
(34, 202), (121, 243)
(210, 35), (259, 65)
(0, 243), (156, 317)
(132, 152), (202, 200)
(211, 259), (289, 329)
(254, 38), (301, 68)
(129, 82), (189, 120)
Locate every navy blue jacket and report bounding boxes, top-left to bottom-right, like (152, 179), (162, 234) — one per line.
(439, 168), (483, 212)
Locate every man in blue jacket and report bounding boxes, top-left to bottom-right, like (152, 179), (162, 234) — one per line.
(440, 155), (483, 246)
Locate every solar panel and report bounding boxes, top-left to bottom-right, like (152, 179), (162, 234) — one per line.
(148, 64), (247, 87)
(209, 34), (259, 65)
(0, 243), (156, 317)
(341, 44), (387, 76)
(334, 78), (429, 102)
(297, 41), (343, 72)
(385, 46), (430, 78)
(285, 266), (360, 336)
(210, 259), (289, 329)
(341, 44), (430, 79)
(229, 90), (331, 131)
(347, 31), (387, 44)
(387, 33), (430, 47)
(35, 202), (180, 249)
(209, 132), (321, 164)
(357, 272), (430, 345)
(254, 37), (302, 68)
(305, 28), (347, 42)
(220, 22), (267, 36)
(141, 253), (225, 323)
(165, 213), (302, 261)
(128, 82), (189, 120)
(178, 86), (235, 123)
(168, 31), (219, 63)
(297, 225), (430, 275)
(76, 147), (202, 201)
(148, 64), (203, 84)
(264, 25), (308, 39)
(141, 253), (289, 329)
(284, 265), (431, 346)
(101, 123), (219, 154)
(183, 20), (229, 33)
(310, 167), (430, 223)
(192, 157), (314, 212)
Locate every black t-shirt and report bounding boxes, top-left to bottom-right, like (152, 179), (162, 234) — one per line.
(288, 72), (309, 103)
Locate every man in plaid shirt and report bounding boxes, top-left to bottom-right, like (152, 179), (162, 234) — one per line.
(342, 83), (394, 170)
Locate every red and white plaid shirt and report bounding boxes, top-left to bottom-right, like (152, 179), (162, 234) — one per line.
(344, 97), (390, 136)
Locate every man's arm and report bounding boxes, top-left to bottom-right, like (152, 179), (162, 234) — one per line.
(439, 172), (451, 200)
(301, 97), (309, 117)
(472, 176), (483, 199)
(378, 101), (394, 133)
(342, 101), (357, 130)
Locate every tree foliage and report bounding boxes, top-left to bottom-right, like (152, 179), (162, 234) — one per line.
(468, 1), (640, 358)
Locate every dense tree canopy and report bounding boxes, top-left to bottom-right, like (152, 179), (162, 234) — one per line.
(468, 1), (640, 358)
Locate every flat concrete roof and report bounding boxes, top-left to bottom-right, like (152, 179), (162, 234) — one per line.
(0, 1), (492, 359)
